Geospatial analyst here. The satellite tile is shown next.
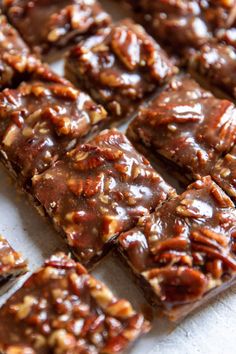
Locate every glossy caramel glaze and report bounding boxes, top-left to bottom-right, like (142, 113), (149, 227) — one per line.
(32, 129), (175, 267)
(0, 253), (150, 353)
(65, 19), (176, 121)
(0, 81), (107, 187)
(118, 176), (236, 321)
(191, 42), (236, 100)
(127, 76), (236, 181)
(3, 0), (111, 58)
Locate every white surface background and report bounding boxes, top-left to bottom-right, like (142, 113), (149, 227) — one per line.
(1, 1), (236, 353)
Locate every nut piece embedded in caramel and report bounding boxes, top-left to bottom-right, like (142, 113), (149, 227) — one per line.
(212, 145), (236, 203)
(65, 19), (176, 121)
(0, 235), (28, 289)
(0, 253), (150, 353)
(118, 176), (236, 321)
(32, 129), (175, 267)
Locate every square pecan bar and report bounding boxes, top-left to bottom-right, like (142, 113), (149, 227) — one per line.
(3, 0), (111, 60)
(126, 0), (211, 56)
(0, 235), (28, 288)
(212, 145), (236, 204)
(65, 19), (175, 122)
(118, 176), (236, 321)
(32, 129), (176, 267)
(0, 80), (107, 188)
(127, 76), (236, 182)
(190, 42), (236, 100)
(126, 0), (236, 56)
(0, 252), (150, 353)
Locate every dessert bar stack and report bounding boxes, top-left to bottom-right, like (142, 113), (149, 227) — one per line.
(0, 0), (236, 352)
(0, 2), (174, 351)
(0, 0), (177, 269)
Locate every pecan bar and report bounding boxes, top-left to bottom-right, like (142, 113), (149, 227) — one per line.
(212, 145), (236, 203)
(127, 76), (236, 182)
(202, 0), (236, 30)
(32, 129), (175, 267)
(190, 42), (236, 100)
(0, 252), (150, 353)
(0, 235), (27, 287)
(126, 0), (236, 56)
(3, 0), (111, 60)
(65, 19), (176, 122)
(118, 176), (236, 321)
(0, 81), (107, 188)
(126, 0), (211, 56)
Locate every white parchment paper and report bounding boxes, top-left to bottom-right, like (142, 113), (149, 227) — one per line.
(1, 1), (236, 353)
